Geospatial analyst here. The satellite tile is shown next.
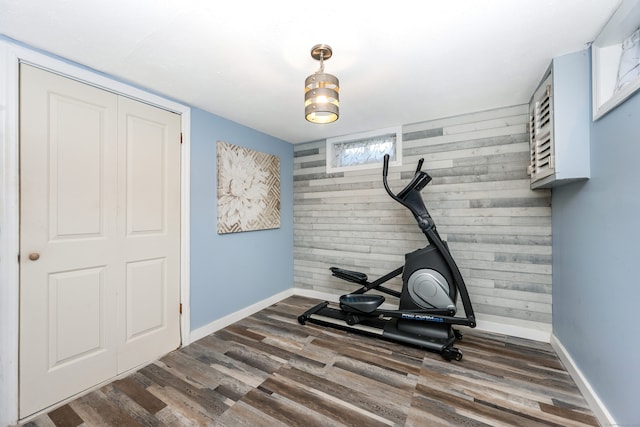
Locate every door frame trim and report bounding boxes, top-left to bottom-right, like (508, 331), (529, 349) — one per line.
(0, 38), (191, 425)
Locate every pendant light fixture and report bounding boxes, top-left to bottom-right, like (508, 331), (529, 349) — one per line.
(305, 44), (339, 124)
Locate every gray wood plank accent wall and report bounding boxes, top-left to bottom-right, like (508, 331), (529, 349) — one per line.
(293, 105), (552, 330)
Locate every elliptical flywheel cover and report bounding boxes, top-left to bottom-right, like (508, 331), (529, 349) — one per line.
(407, 268), (456, 312)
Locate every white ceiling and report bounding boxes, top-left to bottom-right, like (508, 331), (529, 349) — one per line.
(0, 0), (620, 144)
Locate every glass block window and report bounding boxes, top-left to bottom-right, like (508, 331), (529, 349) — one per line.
(326, 127), (402, 173)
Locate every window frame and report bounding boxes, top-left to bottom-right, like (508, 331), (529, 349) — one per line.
(326, 126), (403, 173)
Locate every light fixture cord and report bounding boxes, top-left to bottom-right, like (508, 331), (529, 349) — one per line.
(318, 51), (325, 73)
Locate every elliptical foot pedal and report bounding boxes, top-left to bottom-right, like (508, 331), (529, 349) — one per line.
(339, 294), (385, 313)
(330, 267), (368, 284)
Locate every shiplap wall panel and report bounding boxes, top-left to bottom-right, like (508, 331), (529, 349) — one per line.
(293, 105), (552, 327)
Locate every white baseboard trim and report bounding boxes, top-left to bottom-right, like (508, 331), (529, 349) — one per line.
(473, 313), (551, 343)
(188, 288), (295, 344)
(187, 286), (549, 345)
(550, 334), (616, 427)
(293, 288), (551, 342)
(293, 288), (341, 303)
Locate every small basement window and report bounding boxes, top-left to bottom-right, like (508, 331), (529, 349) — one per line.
(326, 127), (402, 173)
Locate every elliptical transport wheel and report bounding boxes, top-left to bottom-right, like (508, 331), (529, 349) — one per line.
(442, 347), (463, 361)
(346, 314), (359, 326)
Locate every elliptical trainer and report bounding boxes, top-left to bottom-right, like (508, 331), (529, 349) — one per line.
(298, 154), (476, 361)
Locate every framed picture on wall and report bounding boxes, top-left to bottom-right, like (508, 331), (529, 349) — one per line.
(216, 141), (281, 234)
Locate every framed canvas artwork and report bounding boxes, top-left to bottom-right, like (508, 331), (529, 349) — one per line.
(216, 141), (280, 234)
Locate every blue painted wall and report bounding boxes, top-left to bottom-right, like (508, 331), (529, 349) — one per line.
(189, 108), (294, 330)
(552, 84), (640, 422)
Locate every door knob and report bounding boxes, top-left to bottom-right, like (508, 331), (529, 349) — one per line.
(28, 253), (40, 261)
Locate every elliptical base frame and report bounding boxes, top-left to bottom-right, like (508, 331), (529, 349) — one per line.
(298, 301), (464, 361)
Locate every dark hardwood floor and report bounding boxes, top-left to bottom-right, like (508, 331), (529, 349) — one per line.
(23, 295), (599, 426)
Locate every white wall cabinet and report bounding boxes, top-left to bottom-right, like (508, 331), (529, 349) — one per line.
(528, 49), (591, 189)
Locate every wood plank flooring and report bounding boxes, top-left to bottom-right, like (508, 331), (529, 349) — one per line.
(23, 295), (599, 426)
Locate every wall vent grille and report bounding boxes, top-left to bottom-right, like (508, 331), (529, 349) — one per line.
(528, 74), (555, 182)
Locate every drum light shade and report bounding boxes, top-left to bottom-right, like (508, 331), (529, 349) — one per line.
(305, 44), (339, 124)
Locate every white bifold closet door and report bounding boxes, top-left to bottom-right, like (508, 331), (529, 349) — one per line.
(19, 64), (181, 417)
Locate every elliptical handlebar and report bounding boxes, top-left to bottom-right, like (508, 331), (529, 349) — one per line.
(383, 153), (424, 176)
(383, 153), (390, 177)
(383, 154), (432, 203)
(382, 154), (399, 203)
